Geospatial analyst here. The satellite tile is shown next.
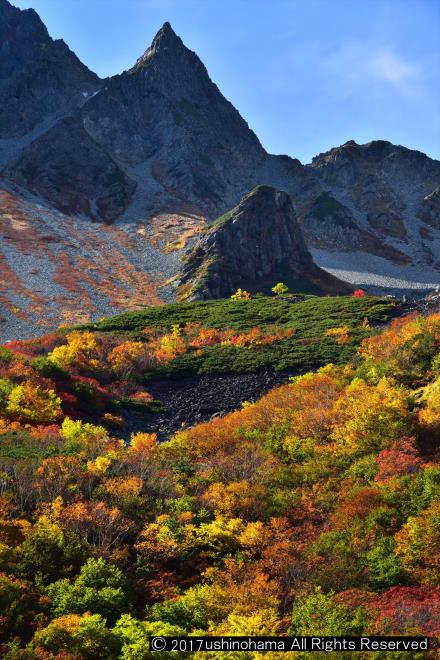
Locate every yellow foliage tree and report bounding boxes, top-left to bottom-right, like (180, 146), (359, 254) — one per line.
(418, 377), (440, 427)
(395, 500), (440, 585)
(136, 514), (198, 562)
(6, 382), (62, 424)
(272, 282), (289, 297)
(108, 340), (154, 378)
(331, 377), (410, 451)
(325, 326), (351, 344)
(230, 288), (251, 300)
(202, 480), (266, 520)
(48, 331), (101, 371)
(61, 417), (109, 453)
(152, 325), (186, 361)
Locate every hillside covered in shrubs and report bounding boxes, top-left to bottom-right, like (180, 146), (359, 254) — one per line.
(0, 295), (394, 435)
(0, 298), (439, 657)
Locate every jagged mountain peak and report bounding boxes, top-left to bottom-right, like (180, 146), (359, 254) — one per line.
(71, 17), (267, 215)
(308, 139), (440, 193)
(130, 21), (190, 72)
(0, 0), (33, 15)
(152, 21), (180, 46)
(311, 138), (436, 167)
(124, 19), (223, 108)
(0, 0), (98, 75)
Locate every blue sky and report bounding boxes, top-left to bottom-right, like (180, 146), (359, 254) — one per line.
(13, 0), (440, 163)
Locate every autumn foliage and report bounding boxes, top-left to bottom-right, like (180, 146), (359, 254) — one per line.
(0, 307), (439, 656)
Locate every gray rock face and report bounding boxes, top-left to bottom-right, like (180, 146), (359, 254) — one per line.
(298, 190), (411, 265)
(78, 22), (268, 215)
(298, 140), (440, 266)
(309, 140), (440, 193)
(1, 8), (270, 220)
(178, 185), (352, 299)
(300, 192), (359, 248)
(419, 187), (440, 230)
(0, 0), (100, 138)
(3, 117), (136, 222)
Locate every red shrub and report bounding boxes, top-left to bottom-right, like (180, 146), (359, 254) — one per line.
(375, 437), (424, 482)
(368, 586), (440, 636)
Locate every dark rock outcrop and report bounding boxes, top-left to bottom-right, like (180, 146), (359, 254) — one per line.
(121, 367), (296, 441)
(178, 185), (352, 299)
(300, 192), (359, 249)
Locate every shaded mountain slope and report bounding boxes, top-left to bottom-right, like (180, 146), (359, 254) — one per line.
(0, 0), (100, 139)
(3, 117), (136, 222)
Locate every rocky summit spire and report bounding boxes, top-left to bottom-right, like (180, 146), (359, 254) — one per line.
(131, 21), (184, 70)
(152, 21), (181, 48)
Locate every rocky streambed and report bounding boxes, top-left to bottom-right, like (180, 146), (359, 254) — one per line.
(120, 367), (297, 441)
